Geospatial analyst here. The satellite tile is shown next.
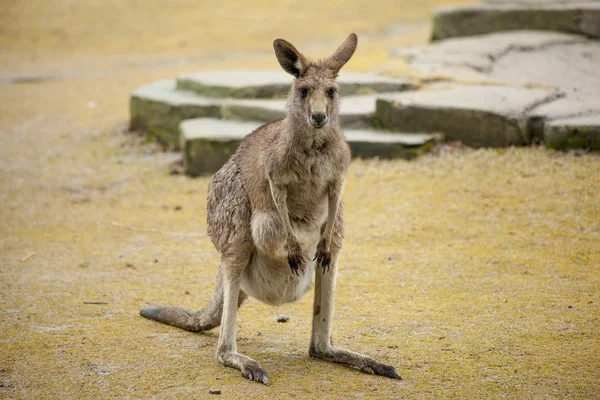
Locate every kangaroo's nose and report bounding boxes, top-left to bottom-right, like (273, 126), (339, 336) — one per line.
(311, 112), (327, 125)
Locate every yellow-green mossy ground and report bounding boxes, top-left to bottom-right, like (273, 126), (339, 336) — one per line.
(1, 1), (598, 398)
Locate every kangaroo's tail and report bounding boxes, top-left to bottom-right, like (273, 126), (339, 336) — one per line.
(140, 270), (247, 332)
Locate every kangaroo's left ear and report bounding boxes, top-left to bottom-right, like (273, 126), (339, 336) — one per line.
(326, 33), (358, 74)
(274, 38), (307, 78)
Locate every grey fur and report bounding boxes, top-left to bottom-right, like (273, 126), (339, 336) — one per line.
(140, 33), (400, 384)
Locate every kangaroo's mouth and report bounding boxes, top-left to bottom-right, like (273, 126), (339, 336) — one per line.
(309, 117), (329, 129)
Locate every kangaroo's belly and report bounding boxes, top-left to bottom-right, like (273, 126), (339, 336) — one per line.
(241, 219), (321, 306)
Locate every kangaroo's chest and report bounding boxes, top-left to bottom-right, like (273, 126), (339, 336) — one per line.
(285, 151), (336, 212)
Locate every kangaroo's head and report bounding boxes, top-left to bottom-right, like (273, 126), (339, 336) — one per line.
(273, 33), (357, 130)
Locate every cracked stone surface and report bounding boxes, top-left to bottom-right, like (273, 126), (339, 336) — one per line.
(180, 118), (439, 175)
(431, 0), (600, 40)
(375, 85), (560, 147)
(489, 41), (600, 119)
(393, 30), (588, 79)
(177, 70), (417, 98)
(390, 30), (600, 148)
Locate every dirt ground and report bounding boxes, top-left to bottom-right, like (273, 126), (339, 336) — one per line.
(1, 1), (599, 399)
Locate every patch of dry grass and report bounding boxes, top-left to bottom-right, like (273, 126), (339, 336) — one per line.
(1, 1), (599, 399)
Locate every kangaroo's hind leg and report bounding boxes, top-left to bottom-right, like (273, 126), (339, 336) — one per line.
(216, 249), (270, 385)
(203, 159), (270, 384)
(309, 205), (401, 379)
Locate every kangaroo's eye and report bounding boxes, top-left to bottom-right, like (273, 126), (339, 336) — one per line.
(299, 88), (309, 98)
(327, 88), (337, 99)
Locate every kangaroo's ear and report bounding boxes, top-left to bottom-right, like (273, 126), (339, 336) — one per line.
(273, 39), (307, 78)
(326, 33), (358, 74)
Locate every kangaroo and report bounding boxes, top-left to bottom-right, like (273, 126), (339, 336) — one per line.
(140, 33), (400, 385)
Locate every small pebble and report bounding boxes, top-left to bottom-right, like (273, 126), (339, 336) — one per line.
(277, 315), (290, 323)
(209, 389), (221, 395)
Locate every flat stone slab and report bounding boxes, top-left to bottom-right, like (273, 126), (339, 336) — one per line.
(131, 80), (398, 147)
(131, 80), (222, 147)
(375, 84), (559, 147)
(431, 1), (600, 40)
(180, 118), (439, 175)
(391, 30), (600, 150)
(393, 30), (587, 80)
(177, 70), (417, 98)
(544, 113), (600, 149)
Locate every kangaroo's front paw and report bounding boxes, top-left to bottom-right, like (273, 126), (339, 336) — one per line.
(286, 240), (305, 275)
(314, 250), (331, 272)
(314, 239), (331, 273)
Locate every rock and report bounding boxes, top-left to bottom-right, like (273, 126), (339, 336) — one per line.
(393, 30), (587, 79)
(130, 80), (222, 148)
(431, 1), (600, 41)
(391, 30), (600, 150)
(375, 85), (560, 147)
(276, 315), (290, 323)
(344, 128), (439, 160)
(492, 40), (600, 142)
(177, 70), (417, 99)
(179, 119), (245, 175)
(543, 114), (600, 150)
(528, 97), (600, 143)
(489, 41), (600, 98)
(179, 118), (439, 175)
(130, 80), (406, 147)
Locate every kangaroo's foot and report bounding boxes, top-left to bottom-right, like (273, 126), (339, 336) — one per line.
(309, 345), (401, 380)
(218, 350), (269, 385)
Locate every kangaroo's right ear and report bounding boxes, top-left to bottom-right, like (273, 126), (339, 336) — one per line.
(273, 39), (307, 78)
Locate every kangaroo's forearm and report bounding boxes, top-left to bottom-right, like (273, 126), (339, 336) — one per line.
(268, 179), (296, 243)
(322, 180), (344, 247)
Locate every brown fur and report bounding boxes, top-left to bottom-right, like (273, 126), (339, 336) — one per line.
(140, 33), (400, 384)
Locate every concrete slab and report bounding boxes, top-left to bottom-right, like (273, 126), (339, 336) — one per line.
(177, 70), (417, 98)
(130, 80), (222, 148)
(391, 30), (599, 150)
(393, 30), (586, 77)
(490, 42), (600, 95)
(544, 113), (600, 149)
(375, 85), (559, 147)
(131, 80), (391, 147)
(180, 118), (439, 175)
(490, 41), (600, 143)
(431, 1), (600, 40)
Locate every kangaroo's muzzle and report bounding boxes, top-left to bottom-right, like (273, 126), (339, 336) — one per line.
(310, 112), (328, 129)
